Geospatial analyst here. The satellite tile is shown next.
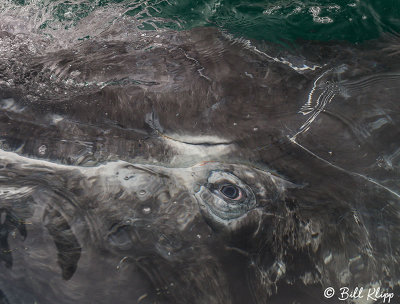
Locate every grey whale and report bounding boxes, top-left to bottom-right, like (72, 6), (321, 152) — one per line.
(0, 27), (400, 303)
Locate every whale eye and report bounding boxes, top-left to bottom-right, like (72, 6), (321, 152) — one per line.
(219, 184), (242, 200)
(195, 171), (256, 224)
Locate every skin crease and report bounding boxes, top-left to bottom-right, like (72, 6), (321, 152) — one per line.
(0, 27), (400, 303)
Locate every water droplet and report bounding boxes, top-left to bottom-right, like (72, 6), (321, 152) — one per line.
(38, 145), (47, 155)
(142, 207), (151, 214)
(139, 190), (146, 196)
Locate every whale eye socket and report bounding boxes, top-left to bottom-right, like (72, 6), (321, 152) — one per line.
(195, 171), (256, 224)
(219, 184), (242, 200)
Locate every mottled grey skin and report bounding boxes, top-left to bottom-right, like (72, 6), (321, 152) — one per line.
(0, 27), (400, 303)
(0, 152), (290, 303)
(1, 150), (395, 304)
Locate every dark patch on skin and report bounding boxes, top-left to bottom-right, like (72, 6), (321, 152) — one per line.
(0, 209), (27, 268)
(43, 206), (81, 280)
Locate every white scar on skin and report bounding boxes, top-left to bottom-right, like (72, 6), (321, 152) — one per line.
(160, 134), (235, 165)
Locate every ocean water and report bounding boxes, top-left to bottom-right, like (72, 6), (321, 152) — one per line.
(2, 0), (400, 44)
(0, 1), (400, 304)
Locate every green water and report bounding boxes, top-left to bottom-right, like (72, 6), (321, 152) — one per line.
(4, 0), (400, 45)
(126, 0), (400, 43)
